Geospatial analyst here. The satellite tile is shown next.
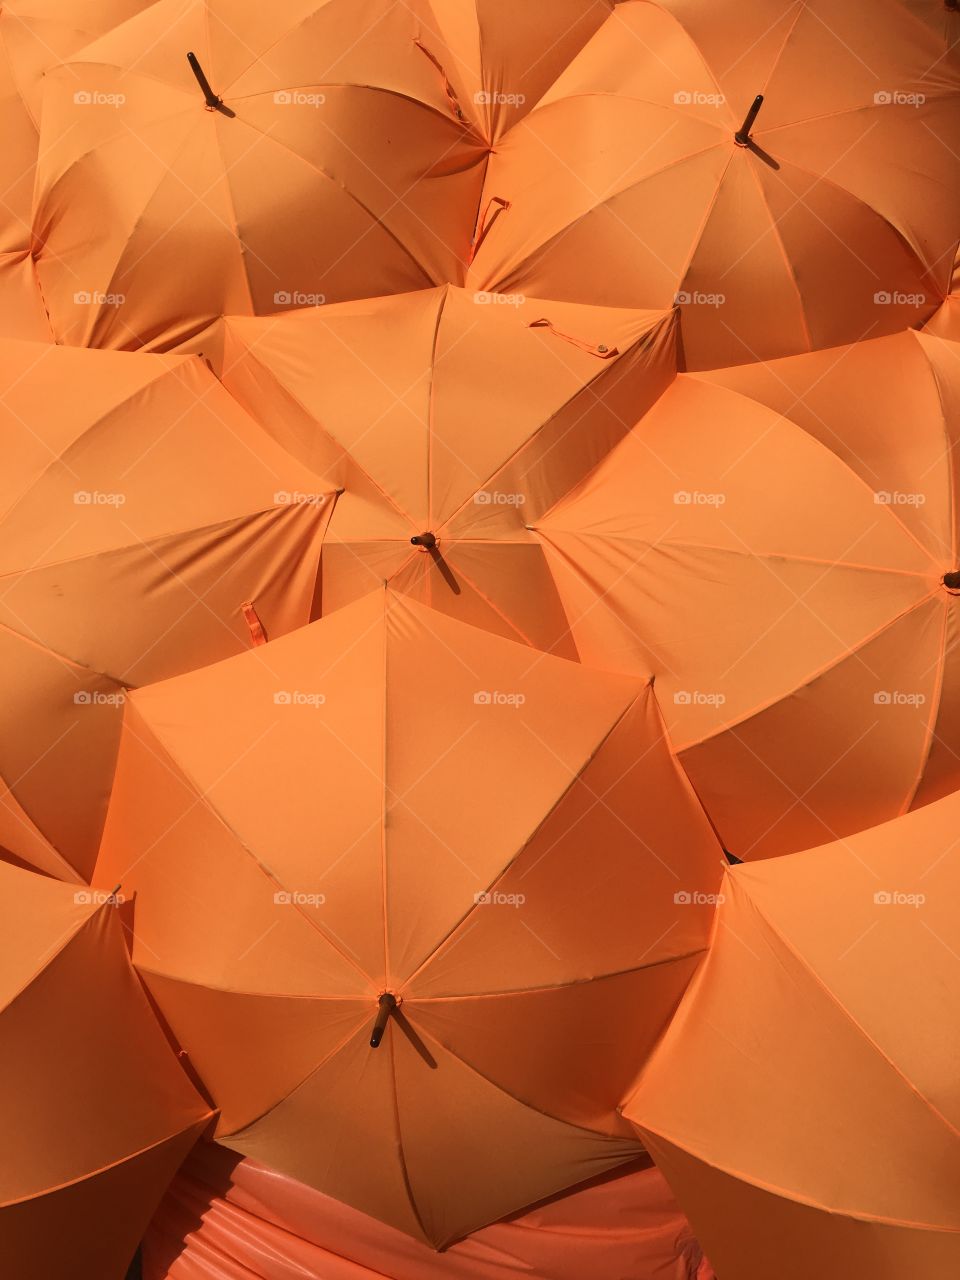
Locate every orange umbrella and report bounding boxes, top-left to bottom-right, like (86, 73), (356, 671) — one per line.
(0, 251), (50, 340)
(93, 589), (723, 1247)
(410, 0), (613, 143)
(537, 327), (960, 860)
(624, 788), (960, 1279)
(0, 861), (212, 1280)
(0, 0), (149, 255)
(31, 0), (495, 351)
(217, 285), (678, 656)
(467, 0), (960, 369)
(925, 245), (960, 339)
(0, 339), (336, 884)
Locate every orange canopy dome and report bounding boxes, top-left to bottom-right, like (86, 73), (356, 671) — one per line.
(537, 327), (960, 860)
(410, 0), (613, 142)
(31, 0), (497, 351)
(0, 861), (212, 1280)
(93, 589), (723, 1248)
(0, 340), (336, 884)
(467, 0), (960, 369)
(0, 0), (150, 256)
(218, 285), (678, 656)
(624, 788), (960, 1279)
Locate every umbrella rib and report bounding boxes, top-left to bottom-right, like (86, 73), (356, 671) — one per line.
(671, 589), (942, 751)
(127, 728), (375, 989)
(638, 1118), (960, 1231)
(0, 1114), (211, 1211)
(379, 595), (390, 981)
(402, 689), (646, 990)
(0, 907), (92, 1023)
(408, 949), (709, 1002)
(436, 316), (665, 534)
(425, 283), (450, 530)
(899, 598), (951, 815)
(221, 112), (440, 284)
(734, 883), (960, 1144)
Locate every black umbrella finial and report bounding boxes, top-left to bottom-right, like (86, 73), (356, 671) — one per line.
(370, 993), (398, 1048)
(943, 570), (960, 592)
(411, 532), (438, 550)
(735, 94), (764, 146)
(187, 51), (223, 111)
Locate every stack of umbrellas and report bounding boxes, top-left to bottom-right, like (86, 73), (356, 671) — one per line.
(2, 2), (959, 1277)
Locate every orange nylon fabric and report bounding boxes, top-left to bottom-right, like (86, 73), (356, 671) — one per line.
(30, 0), (494, 352)
(0, 861), (212, 1280)
(0, 340), (337, 884)
(93, 588), (723, 1248)
(217, 284), (679, 655)
(537, 328), (960, 860)
(467, 0), (960, 369)
(0, 0), (151, 256)
(142, 1144), (711, 1280)
(624, 788), (960, 1280)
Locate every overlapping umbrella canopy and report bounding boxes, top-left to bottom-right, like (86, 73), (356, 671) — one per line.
(0, 861), (212, 1280)
(0, 339), (336, 883)
(93, 590), (722, 1246)
(537, 328), (960, 858)
(625, 788), (960, 1278)
(467, 0), (960, 368)
(216, 284), (677, 654)
(1, 0), (958, 1275)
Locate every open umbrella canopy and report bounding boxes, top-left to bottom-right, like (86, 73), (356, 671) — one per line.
(0, 0), (150, 254)
(93, 589), (723, 1248)
(624, 788), (960, 1280)
(0, 861), (212, 1280)
(30, 0), (498, 352)
(537, 327), (960, 860)
(0, 339), (336, 884)
(412, 0), (613, 142)
(467, 0), (960, 369)
(217, 285), (678, 656)
(924, 245), (960, 339)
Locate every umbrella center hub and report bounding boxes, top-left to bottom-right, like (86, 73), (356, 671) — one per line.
(411, 531), (438, 551)
(943, 570), (960, 594)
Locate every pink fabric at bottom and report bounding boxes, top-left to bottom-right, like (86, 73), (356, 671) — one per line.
(142, 1144), (714, 1280)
